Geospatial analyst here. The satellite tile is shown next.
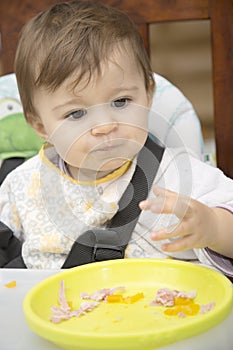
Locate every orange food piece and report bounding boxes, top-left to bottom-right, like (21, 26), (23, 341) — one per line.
(106, 294), (124, 303)
(124, 292), (144, 304)
(67, 301), (73, 308)
(164, 300), (200, 317)
(184, 303), (200, 315)
(164, 308), (179, 316)
(174, 297), (194, 305)
(4, 280), (17, 288)
(106, 292), (144, 304)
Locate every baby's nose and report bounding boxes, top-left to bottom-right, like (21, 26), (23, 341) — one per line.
(91, 121), (118, 136)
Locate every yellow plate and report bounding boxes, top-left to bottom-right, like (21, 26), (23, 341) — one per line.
(23, 259), (233, 350)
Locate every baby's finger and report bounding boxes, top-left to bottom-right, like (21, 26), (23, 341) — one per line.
(139, 198), (164, 211)
(139, 186), (175, 211)
(152, 185), (166, 197)
(140, 192), (190, 221)
(150, 221), (186, 241)
(161, 234), (198, 252)
(155, 188), (192, 220)
(139, 185), (168, 210)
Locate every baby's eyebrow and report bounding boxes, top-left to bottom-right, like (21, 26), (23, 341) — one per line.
(110, 86), (139, 94)
(52, 98), (82, 111)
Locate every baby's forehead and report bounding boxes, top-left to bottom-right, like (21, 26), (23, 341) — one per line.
(67, 47), (141, 93)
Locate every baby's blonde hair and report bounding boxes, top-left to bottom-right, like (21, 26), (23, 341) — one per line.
(15, 0), (154, 121)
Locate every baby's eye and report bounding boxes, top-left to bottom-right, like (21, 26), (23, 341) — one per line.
(67, 109), (87, 120)
(111, 98), (131, 109)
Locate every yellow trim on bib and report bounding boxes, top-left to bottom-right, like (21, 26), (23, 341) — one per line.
(39, 144), (133, 186)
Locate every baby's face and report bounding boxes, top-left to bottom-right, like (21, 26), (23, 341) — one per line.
(32, 47), (153, 181)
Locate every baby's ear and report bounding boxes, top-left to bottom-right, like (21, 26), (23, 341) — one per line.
(26, 113), (48, 140)
(147, 75), (155, 108)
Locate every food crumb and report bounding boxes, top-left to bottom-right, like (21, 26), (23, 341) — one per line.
(113, 316), (123, 323)
(4, 280), (17, 288)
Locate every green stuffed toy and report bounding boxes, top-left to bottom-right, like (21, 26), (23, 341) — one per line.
(0, 97), (44, 182)
(0, 98), (44, 159)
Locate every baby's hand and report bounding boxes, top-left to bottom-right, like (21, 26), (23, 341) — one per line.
(139, 185), (219, 253)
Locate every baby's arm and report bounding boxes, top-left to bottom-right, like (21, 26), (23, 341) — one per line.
(139, 185), (233, 259)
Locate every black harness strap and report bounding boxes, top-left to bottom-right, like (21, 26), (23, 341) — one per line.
(62, 136), (164, 268)
(0, 157), (26, 268)
(0, 221), (26, 268)
(0, 157), (25, 185)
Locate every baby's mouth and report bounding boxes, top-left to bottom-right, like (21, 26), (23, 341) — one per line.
(94, 140), (124, 152)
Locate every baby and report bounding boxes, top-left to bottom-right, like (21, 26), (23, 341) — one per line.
(0, 1), (233, 275)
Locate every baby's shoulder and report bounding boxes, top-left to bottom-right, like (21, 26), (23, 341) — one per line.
(1, 154), (42, 187)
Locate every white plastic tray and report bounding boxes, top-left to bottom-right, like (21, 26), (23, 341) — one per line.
(0, 268), (232, 350)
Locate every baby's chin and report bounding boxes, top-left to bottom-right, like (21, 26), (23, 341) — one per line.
(90, 158), (131, 180)
(99, 158), (130, 171)
(67, 158), (131, 182)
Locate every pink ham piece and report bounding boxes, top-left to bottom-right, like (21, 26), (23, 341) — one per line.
(50, 280), (99, 323)
(200, 301), (215, 314)
(80, 286), (125, 301)
(149, 288), (197, 307)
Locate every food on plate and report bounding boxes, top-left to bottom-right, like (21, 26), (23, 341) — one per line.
(4, 280), (17, 288)
(50, 281), (215, 323)
(106, 292), (144, 304)
(50, 280), (99, 323)
(105, 294), (124, 303)
(149, 288), (197, 307)
(80, 286), (125, 301)
(149, 287), (215, 317)
(200, 301), (216, 314)
(80, 286), (144, 304)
